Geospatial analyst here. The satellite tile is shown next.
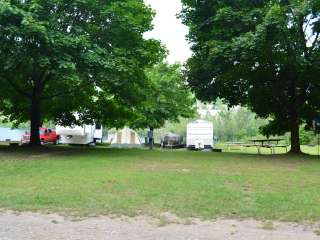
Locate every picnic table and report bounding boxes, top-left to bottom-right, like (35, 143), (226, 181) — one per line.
(225, 142), (246, 151)
(249, 139), (288, 154)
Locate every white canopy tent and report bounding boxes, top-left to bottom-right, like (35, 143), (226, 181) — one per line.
(111, 128), (142, 147)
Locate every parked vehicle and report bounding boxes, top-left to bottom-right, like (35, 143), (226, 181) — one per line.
(93, 123), (103, 143)
(21, 127), (59, 145)
(161, 133), (184, 149)
(0, 127), (26, 142)
(186, 120), (214, 150)
(56, 123), (103, 145)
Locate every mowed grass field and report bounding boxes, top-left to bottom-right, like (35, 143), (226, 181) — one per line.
(0, 146), (320, 222)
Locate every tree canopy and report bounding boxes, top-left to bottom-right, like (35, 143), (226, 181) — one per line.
(0, 0), (164, 145)
(131, 62), (196, 131)
(202, 102), (268, 142)
(181, 0), (320, 153)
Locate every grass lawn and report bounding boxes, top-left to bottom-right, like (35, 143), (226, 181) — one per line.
(0, 146), (320, 222)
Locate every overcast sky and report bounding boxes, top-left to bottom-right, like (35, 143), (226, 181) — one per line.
(144, 0), (192, 63)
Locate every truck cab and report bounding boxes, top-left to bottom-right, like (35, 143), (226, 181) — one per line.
(21, 127), (60, 145)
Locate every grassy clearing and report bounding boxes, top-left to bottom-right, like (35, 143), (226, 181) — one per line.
(0, 146), (319, 222)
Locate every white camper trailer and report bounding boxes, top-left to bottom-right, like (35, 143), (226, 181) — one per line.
(56, 124), (103, 145)
(187, 120), (213, 150)
(93, 123), (103, 143)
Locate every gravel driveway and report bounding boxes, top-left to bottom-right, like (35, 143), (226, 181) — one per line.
(0, 211), (319, 240)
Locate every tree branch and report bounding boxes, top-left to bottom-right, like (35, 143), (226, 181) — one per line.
(5, 78), (31, 99)
(303, 17), (311, 34)
(41, 78), (95, 101)
(310, 32), (319, 52)
(298, 18), (308, 57)
(40, 70), (54, 86)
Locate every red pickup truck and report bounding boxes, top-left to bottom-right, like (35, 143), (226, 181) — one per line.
(21, 127), (60, 145)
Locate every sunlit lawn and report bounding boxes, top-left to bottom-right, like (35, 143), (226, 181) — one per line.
(0, 145), (319, 222)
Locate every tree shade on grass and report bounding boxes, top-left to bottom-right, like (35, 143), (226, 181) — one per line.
(0, 0), (164, 146)
(0, 147), (319, 221)
(180, 0), (320, 153)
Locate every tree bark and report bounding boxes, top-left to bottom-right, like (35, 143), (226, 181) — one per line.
(29, 97), (42, 146)
(29, 77), (44, 147)
(289, 119), (302, 154)
(287, 69), (301, 154)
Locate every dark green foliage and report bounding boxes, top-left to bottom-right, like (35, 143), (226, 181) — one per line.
(299, 127), (317, 145)
(131, 62), (196, 130)
(0, 0), (164, 145)
(181, 0), (320, 153)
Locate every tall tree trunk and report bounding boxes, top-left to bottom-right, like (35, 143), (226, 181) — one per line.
(288, 72), (301, 154)
(29, 96), (42, 146)
(289, 119), (301, 154)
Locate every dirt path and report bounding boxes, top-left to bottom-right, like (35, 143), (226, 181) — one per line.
(0, 211), (319, 240)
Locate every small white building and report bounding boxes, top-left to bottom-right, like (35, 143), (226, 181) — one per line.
(186, 120), (214, 150)
(111, 128), (142, 147)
